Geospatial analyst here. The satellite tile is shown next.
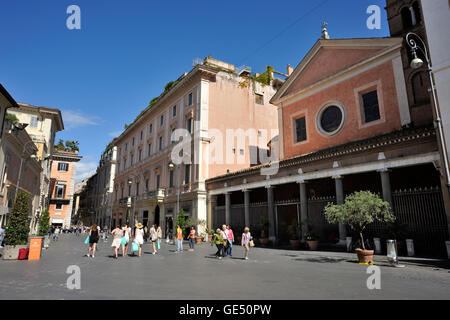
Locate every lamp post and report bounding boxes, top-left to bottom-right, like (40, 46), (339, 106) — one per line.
(14, 140), (37, 204)
(406, 32), (450, 192)
(168, 161), (180, 241)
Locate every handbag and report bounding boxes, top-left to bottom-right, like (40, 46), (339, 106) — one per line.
(249, 240), (255, 247)
(121, 237), (127, 246)
(132, 241), (139, 252)
(84, 236), (90, 244)
(223, 241), (227, 246)
(157, 241), (161, 250)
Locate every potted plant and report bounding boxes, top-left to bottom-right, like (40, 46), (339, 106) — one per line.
(38, 209), (51, 248)
(2, 192), (31, 260)
(287, 220), (301, 249)
(305, 230), (319, 250)
(185, 216), (206, 244)
(324, 191), (395, 264)
(258, 216), (269, 245)
(205, 228), (214, 242)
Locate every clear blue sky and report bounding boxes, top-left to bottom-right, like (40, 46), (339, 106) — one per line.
(0, 0), (389, 181)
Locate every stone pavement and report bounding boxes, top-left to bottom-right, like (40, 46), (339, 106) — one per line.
(0, 234), (449, 300)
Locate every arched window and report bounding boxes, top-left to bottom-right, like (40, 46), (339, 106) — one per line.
(401, 7), (413, 29)
(411, 72), (430, 105)
(412, 1), (421, 25)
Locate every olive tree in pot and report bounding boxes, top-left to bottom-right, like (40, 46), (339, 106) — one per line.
(287, 220), (301, 249)
(324, 191), (395, 264)
(3, 192), (31, 260)
(185, 216), (206, 243)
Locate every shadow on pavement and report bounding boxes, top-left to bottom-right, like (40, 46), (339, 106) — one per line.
(398, 258), (450, 270)
(294, 257), (348, 263)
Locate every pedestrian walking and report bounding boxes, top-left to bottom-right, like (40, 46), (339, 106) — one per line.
(110, 225), (123, 259)
(211, 228), (224, 259)
(87, 224), (99, 258)
(134, 222), (144, 257)
(54, 226), (60, 241)
(220, 225), (229, 257)
(144, 225), (149, 242)
(226, 225), (234, 256)
(0, 227), (5, 247)
(188, 225), (196, 251)
(176, 224), (183, 253)
(150, 224), (158, 254)
(122, 224), (131, 257)
(241, 227), (253, 260)
(156, 226), (162, 251)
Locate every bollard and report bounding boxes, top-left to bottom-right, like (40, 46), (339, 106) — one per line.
(387, 239), (405, 268)
(346, 237), (352, 252)
(386, 240), (398, 264)
(373, 237), (382, 254)
(406, 239), (415, 257)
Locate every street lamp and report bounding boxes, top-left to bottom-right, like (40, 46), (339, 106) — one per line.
(14, 140), (37, 203)
(406, 32), (450, 192)
(168, 161), (181, 242)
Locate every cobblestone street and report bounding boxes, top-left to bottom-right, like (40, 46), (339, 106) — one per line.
(0, 234), (449, 300)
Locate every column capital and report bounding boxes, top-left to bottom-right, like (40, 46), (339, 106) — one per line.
(377, 168), (391, 173)
(297, 180), (307, 184)
(265, 185), (274, 189)
(242, 189), (252, 193)
(332, 175), (343, 180)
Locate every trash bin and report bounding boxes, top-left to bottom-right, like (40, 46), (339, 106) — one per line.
(29, 236), (44, 260)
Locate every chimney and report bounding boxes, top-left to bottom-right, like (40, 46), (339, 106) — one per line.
(287, 64), (294, 76)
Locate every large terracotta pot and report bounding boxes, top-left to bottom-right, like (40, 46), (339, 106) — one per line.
(289, 239), (300, 249)
(259, 238), (269, 246)
(356, 248), (374, 264)
(2, 245), (29, 260)
(208, 235), (213, 242)
(195, 236), (203, 244)
(307, 240), (319, 250)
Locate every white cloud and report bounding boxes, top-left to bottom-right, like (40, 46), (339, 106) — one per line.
(75, 160), (97, 183)
(62, 110), (100, 129)
(109, 130), (123, 138)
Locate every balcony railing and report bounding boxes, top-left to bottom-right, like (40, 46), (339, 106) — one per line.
(142, 188), (166, 200)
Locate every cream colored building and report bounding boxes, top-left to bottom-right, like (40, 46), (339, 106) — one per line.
(7, 103), (64, 225)
(112, 57), (280, 237)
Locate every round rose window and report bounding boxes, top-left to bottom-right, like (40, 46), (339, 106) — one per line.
(319, 105), (344, 134)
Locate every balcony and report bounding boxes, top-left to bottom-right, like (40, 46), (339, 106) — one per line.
(142, 188), (166, 200)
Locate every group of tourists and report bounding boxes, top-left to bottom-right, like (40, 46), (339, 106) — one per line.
(83, 222), (253, 260)
(211, 225), (253, 260)
(108, 223), (162, 258)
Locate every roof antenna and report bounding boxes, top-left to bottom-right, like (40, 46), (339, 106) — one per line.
(321, 22), (330, 39)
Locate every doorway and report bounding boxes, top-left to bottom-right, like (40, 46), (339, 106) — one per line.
(154, 205), (160, 227)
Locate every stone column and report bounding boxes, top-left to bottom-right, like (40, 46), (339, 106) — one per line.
(225, 192), (231, 226)
(266, 186), (276, 244)
(207, 194), (216, 231)
(298, 181), (308, 241)
(333, 175), (347, 243)
(243, 190), (250, 228)
(379, 169), (393, 208)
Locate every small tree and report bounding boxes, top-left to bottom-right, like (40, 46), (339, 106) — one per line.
(324, 191), (395, 250)
(176, 209), (186, 235)
(38, 209), (50, 236)
(3, 192), (31, 246)
(287, 220), (301, 240)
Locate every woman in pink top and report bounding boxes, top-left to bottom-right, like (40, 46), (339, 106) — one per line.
(241, 227), (252, 260)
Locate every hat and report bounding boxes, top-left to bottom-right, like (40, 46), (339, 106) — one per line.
(135, 222), (143, 229)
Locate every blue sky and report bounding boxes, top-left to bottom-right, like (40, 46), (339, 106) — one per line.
(0, 0), (389, 182)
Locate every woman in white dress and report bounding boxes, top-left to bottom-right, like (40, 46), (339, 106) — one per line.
(122, 224), (131, 257)
(134, 222), (144, 257)
(110, 226), (123, 259)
